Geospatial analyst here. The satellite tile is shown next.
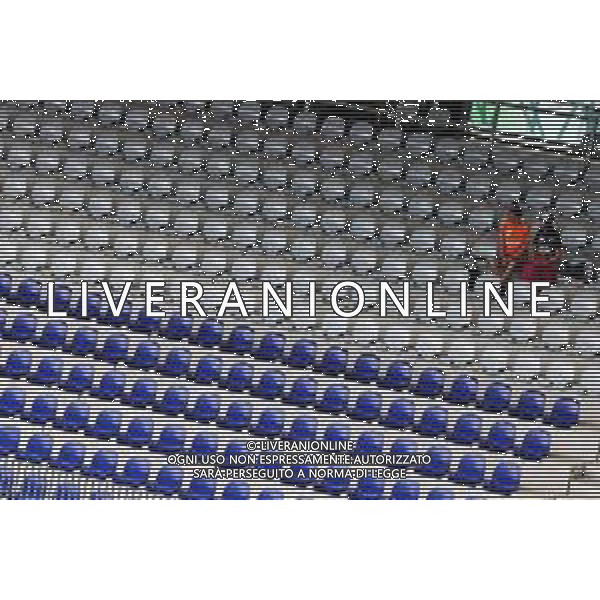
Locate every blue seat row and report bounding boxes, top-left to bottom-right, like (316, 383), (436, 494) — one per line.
(1, 277), (580, 428)
(0, 312), (581, 431)
(0, 361), (556, 463)
(335, 452), (521, 498)
(0, 424), (284, 499)
(349, 456), (520, 500)
(286, 433), (521, 496)
(1, 410), (519, 497)
(0, 299), (581, 430)
(0, 393), (260, 451)
(0, 387), (350, 452)
(388, 482), (455, 500)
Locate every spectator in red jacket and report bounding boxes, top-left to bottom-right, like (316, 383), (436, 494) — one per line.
(520, 216), (564, 284)
(497, 201), (531, 280)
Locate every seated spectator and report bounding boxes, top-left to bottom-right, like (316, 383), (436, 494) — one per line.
(496, 201), (531, 281)
(520, 215), (564, 284)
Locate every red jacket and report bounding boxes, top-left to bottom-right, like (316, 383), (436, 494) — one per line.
(498, 214), (531, 259)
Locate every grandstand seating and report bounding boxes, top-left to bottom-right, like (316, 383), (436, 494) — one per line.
(0, 99), (596, 499)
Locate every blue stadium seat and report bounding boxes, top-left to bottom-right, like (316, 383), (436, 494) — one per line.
(29, 357), (64, 386)
(252, 370), (285, 399)
(390, 481), (420, 500)
(17, 433), (53, 462)
(27, 395), (58, 425)
(347, 354), (380, 383)
(286, 339), (317, 368)
(13, 279), (42, 306)
(413, 368), (444, 397)
(6, 313), (37, 341)
(315, 384), (349, 414)
(125, 379), (157, 407)
(0, 425), (20, 455)
(0, 309), (5, 333)
(219, 401), (252, 431)
(545, 398), (579, 428)
(179, 478), (216, 500)
(37, 320), (68, 349)
(222, 481), (250, 500)
(451, 454), (486, 485)
(159, 348), (191, 377)
(382, 400), (415, 429)
(517, 429), (551, 461)
(479, 383), (511, 413)
(194, 319), (224, 347)
(223, 441), (249, 466)
(0, 273), (12, 297)
(285, 417), (317, 441)
(155, 387), (188, 415)
(448, 414), (482, 445)
(130, 309), (162, 333)
(114, 458), (150, 487)
(19, 475), (46, 499)
(220, 363), (253, 392)
(415, 406), (448, 437)
(118, 417), (154, 447)
(55, 483), (80, 500)
(190, 433), (218, 455)
(427, 489), (455, 500)
(186, 394), (220, 423)
(2, 349), (32, 378)
(509, 390), (545, 421)
(69, 327), (98, 356)
(87, 410), (122, 439)
(43, 284), (72, 313)
(163, 314), (193, 340)
(100, 300), (132, 326)
(417, 446), (451, 478)
(69, 292), (102, 319)
(257, 490), (284, 499)
(355, 432), (384, 454)
(251, 409), (284, 437)
(349, 392), (382, 422)
(148, 466), (183, 495)
(322, 424), (350, 444)
(0, 389), (25, 416)
(350, 477), (385, 500)
(61, 365), (95, 394)
(379, 361), (412, 390)
(445, 375), (478, 405)
(58, 402), (90, 431)
(96, 333), (129, 364)
(253, 332), (285, 362)
(390, 438), (418, 456)
(51, 442), (86, 471)
(192, 356), (222, 384)
(486, 462), (520, 495)
(127, 341), (160, 370)
(316, 346), (348, 376)
(285, 377), (317, 406)
(151, 425), (186, 453)
(482, 421), (516, 453)
(223, 325), (254, 354)
(92, 371), (126, 400)
(83, 450), (119, 479)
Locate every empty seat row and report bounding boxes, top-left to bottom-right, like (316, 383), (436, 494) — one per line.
(0, 330), (580, 431)
(0, 421), (292, 498)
